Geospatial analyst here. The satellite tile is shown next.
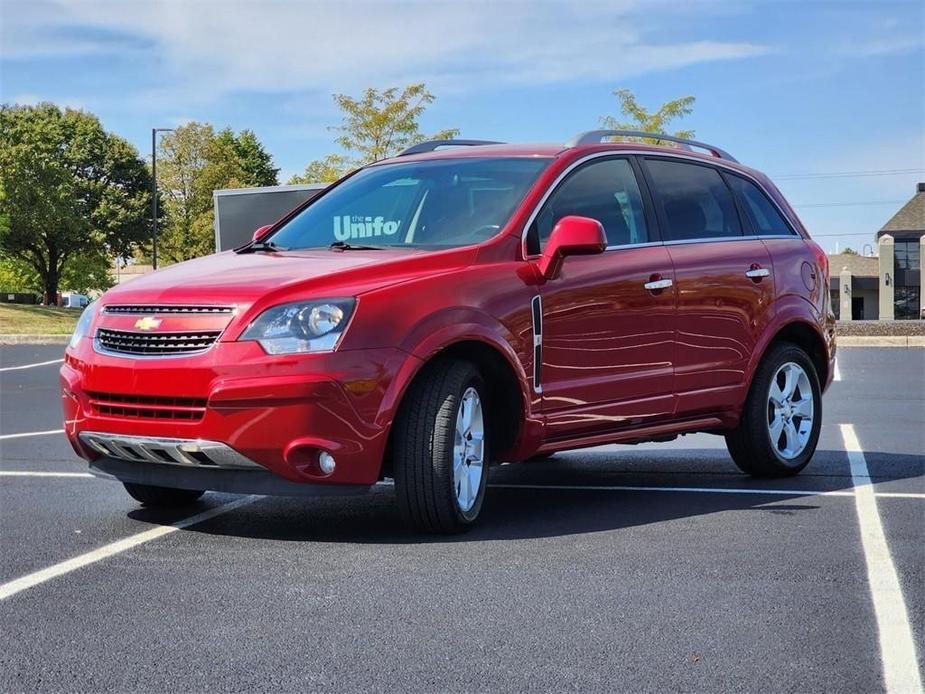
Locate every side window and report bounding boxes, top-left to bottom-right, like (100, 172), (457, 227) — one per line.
(645, 159), (742, 241)
(530, 158), (649, 253)
(726, 174), (796, 236)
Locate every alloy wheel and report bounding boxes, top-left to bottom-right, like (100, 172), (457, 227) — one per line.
(766, 361), (815, 460)
(453, 387), (485, 512)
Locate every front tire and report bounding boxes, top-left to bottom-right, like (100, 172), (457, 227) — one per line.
(122, 482), (205, 507)
(725, 342), (822, 477)
(393, 359), (489, 533)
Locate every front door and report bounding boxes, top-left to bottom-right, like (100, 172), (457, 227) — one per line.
(529, 156), (676, 440)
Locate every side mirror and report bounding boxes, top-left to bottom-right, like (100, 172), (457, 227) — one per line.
(536, 215), (607, 280)
(252, 224), (274, 242)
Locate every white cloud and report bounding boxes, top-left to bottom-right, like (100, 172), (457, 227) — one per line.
(1, 0), (767, 99)
(9, 93), (42, 105)
(7, 92), (83, 109)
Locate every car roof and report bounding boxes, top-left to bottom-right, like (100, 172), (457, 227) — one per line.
(378, 141), (763, 178)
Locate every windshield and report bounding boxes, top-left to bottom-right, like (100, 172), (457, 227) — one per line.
(269, 157), (551, 250)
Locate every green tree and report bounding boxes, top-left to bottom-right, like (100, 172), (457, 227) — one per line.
(289, 154), (351, 185)
(0, 104), (151, 301)
(841, 247), (859, 255)
(0, 252), (113, 295)
(230, 129), (279, 186)
(0, 256), (36, 293)
(600, 88), (696, 143)
(157, 122), (279, 263)
(290, 83), (459, 184)
(60, 250), (114, 295)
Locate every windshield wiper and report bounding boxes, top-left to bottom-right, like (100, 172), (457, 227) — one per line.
(329, 241), (386, 251)
(235, 240), (286, 254)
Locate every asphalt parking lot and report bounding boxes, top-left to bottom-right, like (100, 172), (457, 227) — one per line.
(1, 345), (922, 693)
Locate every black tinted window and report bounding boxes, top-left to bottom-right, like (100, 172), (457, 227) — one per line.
(531, 158), (649, 252)
(645, 159), (742, 241)
(727, 174), (795, 236)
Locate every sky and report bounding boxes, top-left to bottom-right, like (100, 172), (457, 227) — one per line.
(1, 0), (923, 254)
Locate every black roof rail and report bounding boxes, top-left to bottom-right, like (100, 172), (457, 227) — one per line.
(397, 139), (505, 156)
(567, 130), (739, 164)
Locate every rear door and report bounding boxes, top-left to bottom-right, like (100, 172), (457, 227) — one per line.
(530, 156), (677, 439)
(641, 156), (774, 417)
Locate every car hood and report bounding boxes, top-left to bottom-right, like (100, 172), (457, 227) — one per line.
(102, 247), (470, 308)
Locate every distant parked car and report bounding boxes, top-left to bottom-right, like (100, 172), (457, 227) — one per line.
(62, 294), (90, 309)
(61, 130), (836, 533)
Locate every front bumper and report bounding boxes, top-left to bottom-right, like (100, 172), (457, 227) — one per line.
(61, 339), (414, 488)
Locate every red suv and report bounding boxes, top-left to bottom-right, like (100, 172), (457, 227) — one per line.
(61, 131), (836, 532)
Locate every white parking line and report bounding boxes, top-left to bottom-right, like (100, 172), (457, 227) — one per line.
(0, 358), (64, 373)
(489, 483), (925, 500)
(0, 495), (258, 601)
(841, 423), (923, 694)
(833, 358), (841, 381)
(0, 471), (93, 478)
(0, 429), (64, 440)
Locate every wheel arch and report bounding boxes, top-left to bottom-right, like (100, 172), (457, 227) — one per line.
(748, 315), (830, 400)
(376, 325), (537, 477)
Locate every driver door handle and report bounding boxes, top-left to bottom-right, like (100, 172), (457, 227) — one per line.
(745, 267), (770, 278)
(644, 278), (673, 290)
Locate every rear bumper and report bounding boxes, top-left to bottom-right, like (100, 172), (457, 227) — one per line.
(89, 456), (371, 497)
(61, 339), (415, 487)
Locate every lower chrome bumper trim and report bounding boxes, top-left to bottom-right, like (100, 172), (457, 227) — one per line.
(78, 432), (262, 469)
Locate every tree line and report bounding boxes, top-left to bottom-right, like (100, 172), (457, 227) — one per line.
(0, 87), (695, 300)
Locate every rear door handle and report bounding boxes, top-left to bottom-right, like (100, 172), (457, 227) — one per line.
(644, 278), (673, 290)
(745, 267), (770, 278)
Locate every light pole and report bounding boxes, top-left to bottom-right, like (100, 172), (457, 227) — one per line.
(151, 127), (175, 270)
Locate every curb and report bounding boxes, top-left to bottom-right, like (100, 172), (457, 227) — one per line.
(838, 336), (925, 347)
(0, 334), (70, 345)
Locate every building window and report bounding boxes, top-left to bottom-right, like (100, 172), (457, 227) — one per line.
(893, 239), (921, 319)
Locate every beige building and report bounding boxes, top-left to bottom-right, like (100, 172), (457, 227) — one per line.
(829, 252), (880, 320)
(108, 263), (154, 286)
(830, 182), (924, 321)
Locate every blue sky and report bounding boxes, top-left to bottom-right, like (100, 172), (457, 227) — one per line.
(1, 0), (923, 253)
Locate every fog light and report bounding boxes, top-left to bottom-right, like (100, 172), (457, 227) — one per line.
(318, 451), (336, 475)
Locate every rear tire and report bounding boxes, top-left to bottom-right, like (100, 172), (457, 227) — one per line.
(393, 359), (489, 533)
(725, 342), (822, 477)
(122, 482), (205, 507)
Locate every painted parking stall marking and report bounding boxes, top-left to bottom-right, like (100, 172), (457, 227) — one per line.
(841, 423), (923, 694)
(0, 471), (94, 478)
(489, 482), (925, 500)
(0, 428), (64, 441)
(0, 496), (259, 601)
(0, 358), (63, 373)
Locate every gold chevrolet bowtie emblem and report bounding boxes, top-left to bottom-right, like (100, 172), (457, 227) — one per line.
(134, 316), (162, 331)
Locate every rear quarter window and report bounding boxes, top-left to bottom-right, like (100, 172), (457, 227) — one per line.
(726, 174), (797, 236)
(644, 158), (743, 242)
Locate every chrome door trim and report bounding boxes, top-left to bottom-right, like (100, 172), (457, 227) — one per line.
(520, 149), (802, 259)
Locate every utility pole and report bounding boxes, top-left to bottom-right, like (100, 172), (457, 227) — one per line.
(151, 127), (175, 270)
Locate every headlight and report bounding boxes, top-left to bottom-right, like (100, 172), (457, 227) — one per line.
(240, 299), (356, 355)
(68, 301), (98, 349)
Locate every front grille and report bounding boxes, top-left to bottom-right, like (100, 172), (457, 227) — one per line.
(86, 391), (208, 421)
(96, 328), (221, 355)
(103, 305), (234, 314)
